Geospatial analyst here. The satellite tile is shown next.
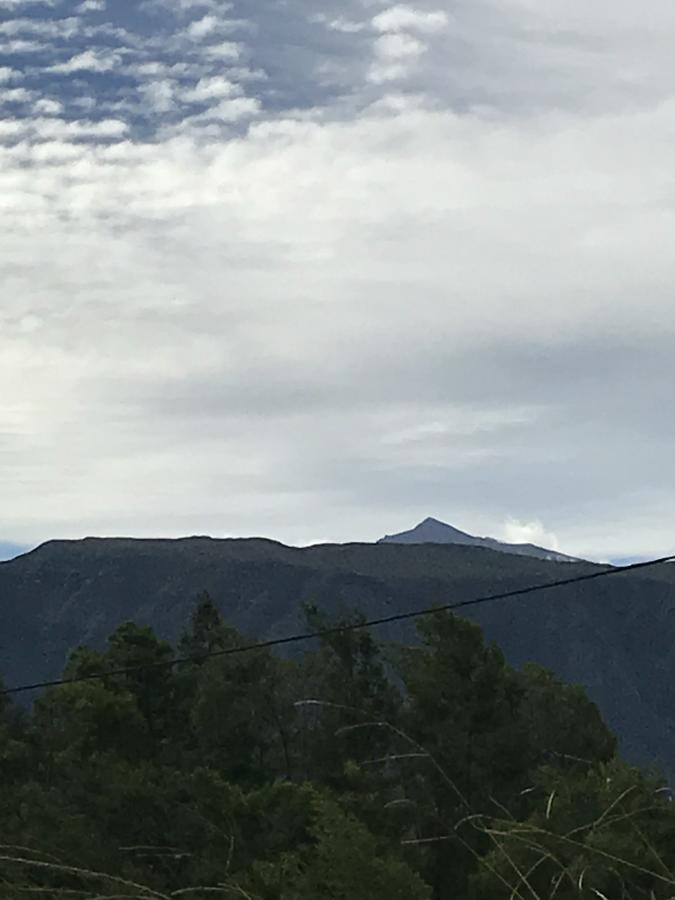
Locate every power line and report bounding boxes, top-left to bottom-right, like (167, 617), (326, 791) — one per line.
(2, 552), (674, 698)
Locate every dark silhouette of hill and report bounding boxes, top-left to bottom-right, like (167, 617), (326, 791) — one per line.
(0, 536), (673, 776)
(379, 516), (580, 562)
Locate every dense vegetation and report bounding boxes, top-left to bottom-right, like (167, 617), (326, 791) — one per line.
(0, 595), (672, 899)
(2, 537), (675, 778)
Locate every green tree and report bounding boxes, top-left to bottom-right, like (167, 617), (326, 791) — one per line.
(3, 597), (671, 900)
(297, 605), (401, 788)
(0, 682), (29, 799)
(176, 595), (296, 781)
(178, 591), (241, 659)
(248, 791), (432, 900)
(33, 680), (150, 765)
(389, 615), (515, 897)
(517, 663), (617, 770)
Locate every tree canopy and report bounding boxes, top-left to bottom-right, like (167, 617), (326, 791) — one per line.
(0, 594), (671, 899)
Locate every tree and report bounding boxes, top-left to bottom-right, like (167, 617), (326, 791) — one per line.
(33, 680), (150, 764)
(178, 591), (241, 659)
(176, 594), (296, 782)
(517, 663), (617, 770)
(103, 622), (176, 743)
(297, 604), (401, 788)
(2, 598), (671, 900)
(0, 680), (28, 787)
(247, 791), (432, 900)
(388, 612), (530, 898)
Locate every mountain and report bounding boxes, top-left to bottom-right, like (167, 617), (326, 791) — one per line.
(379, 517), (580, 562)
(0, 536), (673, 777)
(610, 555), (652, 566)
(0, 542), (29, 562)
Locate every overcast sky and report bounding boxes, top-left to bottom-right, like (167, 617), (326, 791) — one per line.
(1, 0), (674, 560)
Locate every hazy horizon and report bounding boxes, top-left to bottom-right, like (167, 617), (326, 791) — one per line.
(0, 516), (654, 566)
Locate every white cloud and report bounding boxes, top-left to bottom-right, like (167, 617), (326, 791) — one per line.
(372, 5), (449, 34)
(330, 18), (366, 33)
(32, 97), (64, 115)
(0, 39), (47, 53)
(132, 62), (167, 77)
(143, 0), (230, 11)
(0, 119), (23, 138)
(0, 16), (79, 38)
(191, 95), (260, 121)
(500, 518), (560, 551)
(130, 61), (196, 78)
(49, 49), (122, 74)
(203, 40), (242, 60)
(0, 66), (20, 82)
(0, 0), (57, 7)
(0, 87), (34, 103)
(366, 7), (447, 85)
(77, 0), (106, 11)
(368, 32), (426, 82)
(373, 32), (426, 60)
(186, 14), (218, 39)
(48, 117), (127, 138)
(139, 79), (175, 113)
(0, 115), (128, 141)
(181, 75), (238, 103)
(312, 14), (366, 34)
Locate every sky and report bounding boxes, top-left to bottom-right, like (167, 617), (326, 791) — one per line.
(1, 0), (675, 561)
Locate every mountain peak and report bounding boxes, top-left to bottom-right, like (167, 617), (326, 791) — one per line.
(379, 517), (579, 563)
(418, 516), (453, 528)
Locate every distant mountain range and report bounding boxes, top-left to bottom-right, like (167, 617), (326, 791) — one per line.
(379, 517), (580, 562)
(0, 536), (673, 779)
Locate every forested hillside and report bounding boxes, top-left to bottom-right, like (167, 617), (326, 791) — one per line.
(1, 538), (674, 776)
(0, 597), (673, 898)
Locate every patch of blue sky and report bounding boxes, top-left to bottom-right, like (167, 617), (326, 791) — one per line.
(0, 0), (371, 146)
(0, 542), (30, 561)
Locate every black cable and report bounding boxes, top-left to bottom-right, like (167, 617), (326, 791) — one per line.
(2, 552), (674, 697)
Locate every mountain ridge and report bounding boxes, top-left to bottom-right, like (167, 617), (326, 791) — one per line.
(0, 536), (673, 778)
(379, 516), (580, 562)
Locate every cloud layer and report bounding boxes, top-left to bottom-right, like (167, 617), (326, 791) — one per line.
(1, 0), (675, 558)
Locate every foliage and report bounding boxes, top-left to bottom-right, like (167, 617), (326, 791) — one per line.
(468, 759), (675, 899)
(0, 595), (672, 899)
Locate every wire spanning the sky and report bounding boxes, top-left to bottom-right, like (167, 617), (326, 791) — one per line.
(2, 552), (673, 697)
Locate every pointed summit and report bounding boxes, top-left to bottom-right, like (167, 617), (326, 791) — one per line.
(381, 518), (475, 545)
(378, 517), (580, 562)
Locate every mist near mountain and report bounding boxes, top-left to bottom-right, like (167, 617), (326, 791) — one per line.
(379, 517), (579, 562)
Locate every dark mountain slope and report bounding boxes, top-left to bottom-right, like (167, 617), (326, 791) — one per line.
(379, 516), (580, 562)
(0, 537), (673, 776)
